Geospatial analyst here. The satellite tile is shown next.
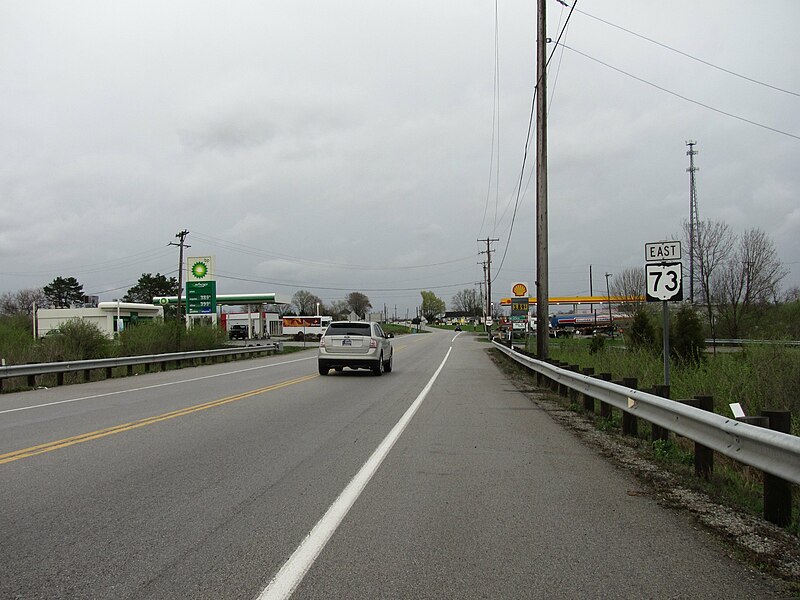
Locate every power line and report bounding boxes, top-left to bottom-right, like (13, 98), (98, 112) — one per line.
(572, 6), (800, 99)
(558, 42), (800, 141)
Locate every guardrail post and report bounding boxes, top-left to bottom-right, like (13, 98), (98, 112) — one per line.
(598, 373), (612, 419)
(760, 410), (793, 527)
(581, 367), (595, 413)
(56, 372), (64, 386)
(106, 367), (113, 379)
(680, 396), (715, 479)
(127, 365), (134, 377)
(651, 384), (670, 442)
(566, 365), (580, 403)
(621, 377), (638, 437)
(27, 374), (36, 388)
(83, 369), (91, 382)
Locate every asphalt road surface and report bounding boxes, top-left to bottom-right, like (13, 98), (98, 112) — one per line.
(0, 329), (780, 599)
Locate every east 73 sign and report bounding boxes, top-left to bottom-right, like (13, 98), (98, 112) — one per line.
(646, 262), (683, 302)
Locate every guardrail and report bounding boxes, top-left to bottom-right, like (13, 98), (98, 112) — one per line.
(708, 338), (800, 347)
(0, 343), (283, 392)
(492, 340), (800, 525)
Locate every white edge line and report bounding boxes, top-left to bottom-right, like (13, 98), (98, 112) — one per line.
(257, 346), (453, 600)
(0, 356), (315, 416)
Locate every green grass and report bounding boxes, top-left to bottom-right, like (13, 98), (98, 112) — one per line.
(529, 336), (800, 435)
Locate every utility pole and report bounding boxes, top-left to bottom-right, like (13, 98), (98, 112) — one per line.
(605, 272), (613, 337)
(535, 0), (550, 359)
(687, 141), (699, 303)
(169, 230), (190, 347)
(478, 238), (498, 340)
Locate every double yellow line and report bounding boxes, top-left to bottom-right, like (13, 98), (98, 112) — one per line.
(0, 373), (318, 466)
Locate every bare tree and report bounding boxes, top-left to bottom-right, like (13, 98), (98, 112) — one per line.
(451, 288), (481, 316)
(609, 267), (646, 317)
(714, 228), (787, 337)
(683, 219), (735, 340)
(346, 292), (372, 318)
(0, 288), (47, 315)
(292, 290), (323, 315)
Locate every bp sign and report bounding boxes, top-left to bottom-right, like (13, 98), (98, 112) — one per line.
(186, 281), (217, 314)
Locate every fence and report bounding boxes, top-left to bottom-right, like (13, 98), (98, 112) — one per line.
(493, 340), (800, 526)
(0, 343), (283, 392)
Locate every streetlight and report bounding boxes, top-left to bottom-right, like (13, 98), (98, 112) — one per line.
(604, 272), (613, 337)
(316, 302), (320, 316)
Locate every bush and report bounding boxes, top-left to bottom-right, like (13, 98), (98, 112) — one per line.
(672, 304), (706, 366)
(118, 320), (176, 356)
(40, 319), (111, 362)
(0, 314), (38, 365)
(183, 323), (230, 351)
(588, 335), (605, 354)
(627, 308), (657, 352)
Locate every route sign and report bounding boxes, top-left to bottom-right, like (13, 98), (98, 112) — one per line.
(645, 241), (681, 262)
(186, 281), (217, 314)
(646, 262), (683, 302)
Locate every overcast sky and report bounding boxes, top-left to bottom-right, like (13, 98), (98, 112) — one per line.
(1, 1), (798, 316)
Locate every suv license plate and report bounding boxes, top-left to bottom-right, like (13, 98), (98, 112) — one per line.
(342, 339), (352, 346)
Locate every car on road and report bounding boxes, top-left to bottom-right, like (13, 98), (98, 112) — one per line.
(318, 321), (394, 376)
(229, 325), (248, 340)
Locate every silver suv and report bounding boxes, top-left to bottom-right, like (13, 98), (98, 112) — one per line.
(318, 321), (394, 375)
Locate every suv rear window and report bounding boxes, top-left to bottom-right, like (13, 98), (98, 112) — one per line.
(325, 323), (372, 336)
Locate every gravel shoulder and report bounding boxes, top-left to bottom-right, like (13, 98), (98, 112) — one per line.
(489, 348), (800, 596)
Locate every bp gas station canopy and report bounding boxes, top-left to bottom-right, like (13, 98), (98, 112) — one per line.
(152, 293), (291, 307)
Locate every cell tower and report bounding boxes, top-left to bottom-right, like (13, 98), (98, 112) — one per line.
(686, 141), (699, 303)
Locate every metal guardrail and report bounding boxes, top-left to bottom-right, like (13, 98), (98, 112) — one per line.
(707, 339), (800, 347)
(0, 343), (283, 390)
(493, 341), (800, 485)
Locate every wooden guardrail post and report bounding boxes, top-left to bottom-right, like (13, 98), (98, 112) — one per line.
(581, 367), (595, 413)
(598, 373), (612, 419)
(681, 396), (715, 479)
(759, 410), (793, 527)
(651, 384), (670, 442)
(56, 372), (64, 386)
(83, 369), (91, 382)
(566, 365), (580, 403)
(621, 377), (638, 437)
(27, 374), (36, 388)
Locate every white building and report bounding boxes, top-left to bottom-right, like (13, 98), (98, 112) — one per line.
(36, 302), (164, 338)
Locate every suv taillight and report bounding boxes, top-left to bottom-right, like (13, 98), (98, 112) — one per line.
(369, 338), (377, 349)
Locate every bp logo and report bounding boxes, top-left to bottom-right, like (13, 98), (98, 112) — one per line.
(191, 261), (209, 279)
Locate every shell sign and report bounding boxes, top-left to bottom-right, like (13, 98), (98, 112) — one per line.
(512, 282), (529, 298)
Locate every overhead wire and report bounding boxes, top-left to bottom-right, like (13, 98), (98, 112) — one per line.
(557, 42), (800, 142)
(572, 6), (800, 99)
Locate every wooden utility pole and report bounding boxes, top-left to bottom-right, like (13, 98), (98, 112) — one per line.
(169, 230), (190, 348)
(535, 0), (549, 359)
(478, 238), (499, 340)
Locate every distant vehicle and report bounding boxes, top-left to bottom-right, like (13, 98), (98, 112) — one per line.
(229, 325), (248, 340)
(282, 315), (332, 339)
(318, 321), (393, 376)
(454, 324), (462, 331)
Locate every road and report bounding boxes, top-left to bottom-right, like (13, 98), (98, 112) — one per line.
(0, 329), (780, 598)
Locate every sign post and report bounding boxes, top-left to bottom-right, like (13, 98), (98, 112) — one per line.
(645, 242), (683, 385)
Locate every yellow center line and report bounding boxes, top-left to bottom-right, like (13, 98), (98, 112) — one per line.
(0, 373), (319, 466)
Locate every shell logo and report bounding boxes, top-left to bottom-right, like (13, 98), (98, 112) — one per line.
(512, 282), (528, 297)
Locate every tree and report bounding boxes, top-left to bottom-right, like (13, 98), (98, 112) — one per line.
(609, 267), (646, 317)
(346, 292), (371, 318)
(420, 290), (445, 322)
(683, 219), (735, 341)
(292, 290), (323, 315)
(671, 304), (706, 365)
(43, 277), (84, 308)
(626, 307), (657, 352)
(714, 228), (788, 338)
(451, 288), (482, 316)
(328, 300), (349, 320)
(0, 288), (47, 316)
(124, 273), (178, 304)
